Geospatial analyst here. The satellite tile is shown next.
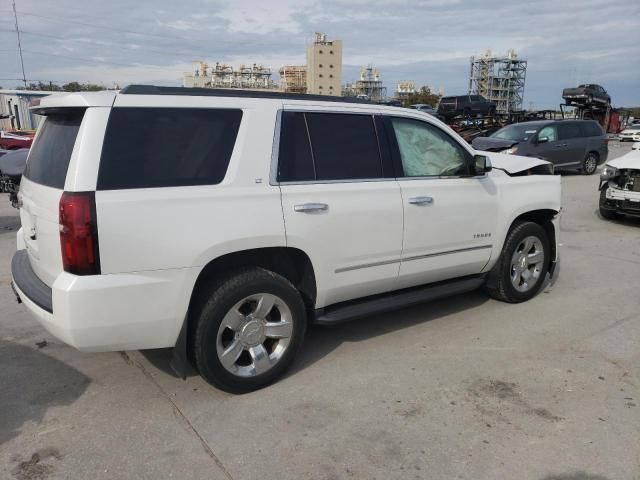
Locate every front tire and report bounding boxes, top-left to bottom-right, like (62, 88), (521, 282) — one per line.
(192, 267), (307, 393)
(599, 188), (618, 220)
(485, 221), (550, 303)
(582, 152), (598, 175)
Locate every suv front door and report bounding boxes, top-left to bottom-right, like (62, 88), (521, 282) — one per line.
(276, 109), (403, 308)
(385, 116), (499, 289)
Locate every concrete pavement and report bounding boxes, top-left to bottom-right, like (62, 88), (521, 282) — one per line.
(1, 141), (638, 480)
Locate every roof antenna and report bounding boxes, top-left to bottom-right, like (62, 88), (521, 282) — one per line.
(12, 0), (27, 88)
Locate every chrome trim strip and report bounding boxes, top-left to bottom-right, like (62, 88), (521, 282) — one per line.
(403, 244), (493, 263)
(554, 161), (580, 167)
(335, 258), (400, 273)
(335, 244), (493, 273)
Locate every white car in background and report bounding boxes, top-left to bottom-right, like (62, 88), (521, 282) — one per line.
(618, 124), (640, 142)
(599, 149), (640, 219)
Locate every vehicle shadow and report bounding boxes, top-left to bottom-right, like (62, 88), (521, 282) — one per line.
(595, 209), (640, 226)
(541, 472), (609, 480)
(0, 339), (91, 445)
(139, 291), (490, 381)
(0, 215), (20, 235)
(288, 290), (489, 378)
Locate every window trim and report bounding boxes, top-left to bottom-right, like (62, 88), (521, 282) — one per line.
(272, 109), (395, 185)
(384, 115), (478, 180)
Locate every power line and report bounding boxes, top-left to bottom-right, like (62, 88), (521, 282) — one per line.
(19, 49), (183, 75)
(0, 28), (213, 60)
(0, 8), (188, 42)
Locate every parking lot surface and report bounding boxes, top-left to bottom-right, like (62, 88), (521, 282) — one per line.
(1, 142), (638, 480)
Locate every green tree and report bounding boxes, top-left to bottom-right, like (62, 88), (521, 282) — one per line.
(403, 86), (441, 107)
(62, 82), (82, 92)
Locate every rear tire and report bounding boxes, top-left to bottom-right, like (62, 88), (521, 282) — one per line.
(192, 267), (307, 393)
(485, 221), (550, 303)
(582, 152), (598, 175)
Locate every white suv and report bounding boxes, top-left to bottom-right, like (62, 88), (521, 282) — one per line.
(11, 86), (561, 392)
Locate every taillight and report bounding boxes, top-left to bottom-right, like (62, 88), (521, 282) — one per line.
(59, 192), (100, 275)
(604, 138), (609, 145)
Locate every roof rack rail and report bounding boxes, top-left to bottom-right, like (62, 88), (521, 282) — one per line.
(120, 85), (372, 104)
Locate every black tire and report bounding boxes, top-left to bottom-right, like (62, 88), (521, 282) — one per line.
(192, 267), (307, 393)
(582, 152), (598, 175)
(599, 188), (618, 220)
(484, 221), (550, 303)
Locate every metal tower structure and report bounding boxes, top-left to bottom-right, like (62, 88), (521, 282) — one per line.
(469, 49), (527, 114)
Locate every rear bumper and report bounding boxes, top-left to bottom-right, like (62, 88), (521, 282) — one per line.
(11, 249), (197, 352)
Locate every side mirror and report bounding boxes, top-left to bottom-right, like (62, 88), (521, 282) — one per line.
(474, 154), (492, 175)
(537, 136), (549, 144)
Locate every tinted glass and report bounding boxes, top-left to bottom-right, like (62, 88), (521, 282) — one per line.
(557, 123), (582, 140)
(98, 108), (242, 190)
(579, 122), (603, 137)
(391, 117), (468, 177)
(277, 112), (314, 182)
(24, 110), (84, 188)
(305, 113), (382, 180)
(538, 125), (558, 142)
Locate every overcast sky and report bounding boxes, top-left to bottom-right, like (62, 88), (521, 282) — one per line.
(1, 0), (638, 108)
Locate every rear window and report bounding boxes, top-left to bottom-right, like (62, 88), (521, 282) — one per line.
(23, 110), (85, 189)
(98, 108), (242, 190)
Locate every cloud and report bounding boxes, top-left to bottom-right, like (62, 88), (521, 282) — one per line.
(0, 0), (637, 107)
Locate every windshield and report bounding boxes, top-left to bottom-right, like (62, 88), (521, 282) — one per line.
(490, 124), (540, 142)
(626, 125), (640, 130)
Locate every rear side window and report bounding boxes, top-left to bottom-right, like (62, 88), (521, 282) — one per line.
(277, 112), (314, 182)
(557, 123), (582, 140)
(98, 108), (242, 190)
(277, 112), (382, 182)
(579, 122), (603, 137)
(306, 113), (382, 181)
(24, 109), (85, 189)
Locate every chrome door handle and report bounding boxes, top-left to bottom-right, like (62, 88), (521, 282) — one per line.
(294, 203), (328, 212)
(408, 196), (433, 205)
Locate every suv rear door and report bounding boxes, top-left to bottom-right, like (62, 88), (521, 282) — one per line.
(18, 109), (86, 286)
(277, 108), (403, 308)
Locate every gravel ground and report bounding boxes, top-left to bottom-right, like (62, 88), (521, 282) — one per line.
(0, 141), (638, 480)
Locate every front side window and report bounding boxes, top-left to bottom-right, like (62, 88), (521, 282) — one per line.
(537, 125), (558, 142)
(390, 117), (469, 177)
(98, 108), (242, 190)
(492, 124), (539, 142)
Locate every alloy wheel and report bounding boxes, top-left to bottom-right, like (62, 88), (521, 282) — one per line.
(510, 236), (545, 293)
(216, 293), (293, 377)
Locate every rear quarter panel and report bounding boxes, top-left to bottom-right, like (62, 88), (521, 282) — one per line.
(94, 102), (285, 275)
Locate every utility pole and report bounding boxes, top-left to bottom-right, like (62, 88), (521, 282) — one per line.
(12, 0), (27, 88)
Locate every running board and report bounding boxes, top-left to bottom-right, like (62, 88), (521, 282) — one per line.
(313, 275), (486, 325)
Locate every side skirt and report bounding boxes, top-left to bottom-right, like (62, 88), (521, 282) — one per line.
(313, 274), (487, 325)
